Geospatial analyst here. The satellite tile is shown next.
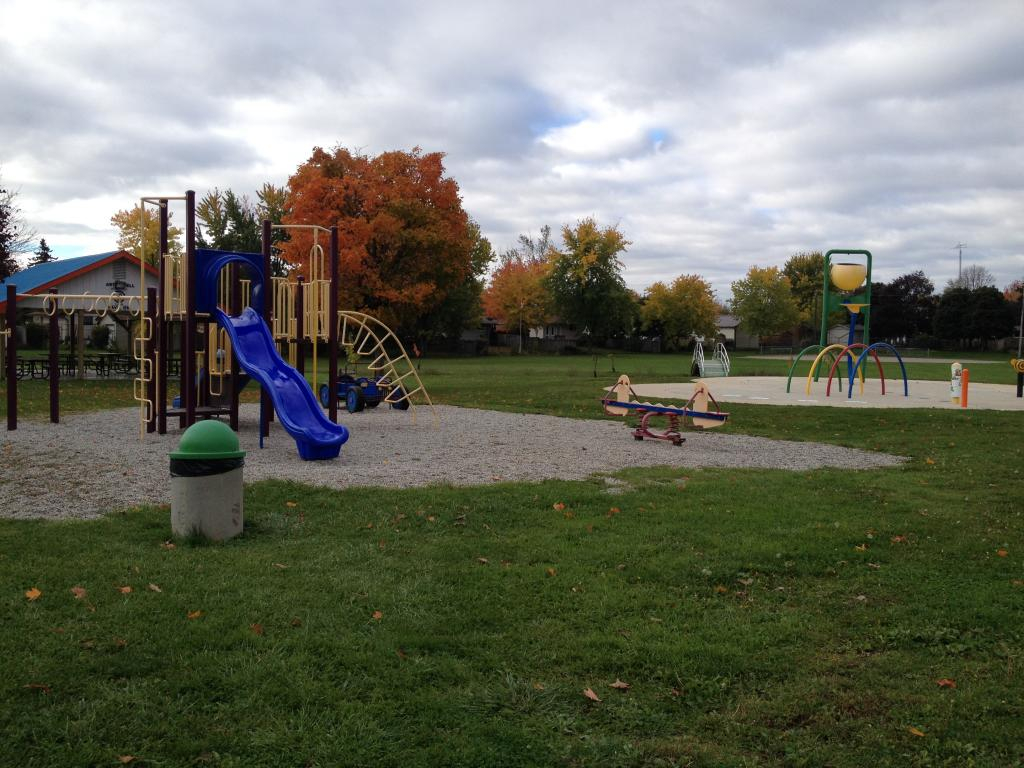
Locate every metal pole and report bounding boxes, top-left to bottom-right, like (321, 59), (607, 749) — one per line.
(229, 264), (241, 431)
(329, 226), (339, 423)
(6, 285), (16, 431)
(295, 275), (305, 376)
(157, 200), (169, 434)
(48, 289), (59, 423)
(1016, 281), (1023, 358)
(260, 219), (273, 439)
(184, 190), (196, 427)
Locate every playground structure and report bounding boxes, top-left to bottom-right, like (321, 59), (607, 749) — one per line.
(3, 191), (435, 458)
(786, 249), (909, 399)
(602, 374), (729, 445)
(691, 338), (731, 377)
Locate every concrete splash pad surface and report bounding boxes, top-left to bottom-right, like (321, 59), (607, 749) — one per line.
(630, 377), (1024, 411)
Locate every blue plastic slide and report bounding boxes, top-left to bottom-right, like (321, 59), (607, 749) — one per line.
(215, 307), (349, 460)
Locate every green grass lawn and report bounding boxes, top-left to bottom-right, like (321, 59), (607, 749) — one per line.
(1, 356), (1023, 766)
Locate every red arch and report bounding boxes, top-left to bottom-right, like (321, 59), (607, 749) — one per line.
(825, 343), (886, 397)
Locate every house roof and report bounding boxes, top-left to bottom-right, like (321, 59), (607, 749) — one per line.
(0, 250), (157, 311)
(717, 314), (741, 328)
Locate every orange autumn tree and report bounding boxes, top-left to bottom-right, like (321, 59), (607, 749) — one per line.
(483, 255), (551, 348)
(283, 145), (488, 336)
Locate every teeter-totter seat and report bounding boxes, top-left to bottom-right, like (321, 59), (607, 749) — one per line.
(602, 374), (729, 446)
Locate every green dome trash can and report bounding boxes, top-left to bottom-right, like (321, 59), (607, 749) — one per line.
(170, 421), (246, 541)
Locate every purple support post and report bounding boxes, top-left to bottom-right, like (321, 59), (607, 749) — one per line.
(158, 199), (169, 434)
(48, 289), (59, 423)
(5, 285), (16, 430)
(329, 225), (339, 423)
(295, 276), (305, 377)
(146, 287), (157, 433)
(229, 264), (241, 431)
(184, 190), (196, 427)
(260, 219), (273, 438)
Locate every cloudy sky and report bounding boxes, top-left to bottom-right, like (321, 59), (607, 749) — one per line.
(2, 0), (1022, 299)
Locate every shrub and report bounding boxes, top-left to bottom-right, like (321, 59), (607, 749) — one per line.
(90, 324), (111, 350)
(25, 322), (49, 349)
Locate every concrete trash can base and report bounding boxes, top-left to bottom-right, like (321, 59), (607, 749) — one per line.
(170, 422), (246, 542)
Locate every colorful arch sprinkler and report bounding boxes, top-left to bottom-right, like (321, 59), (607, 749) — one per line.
(786, 249), (909, 399)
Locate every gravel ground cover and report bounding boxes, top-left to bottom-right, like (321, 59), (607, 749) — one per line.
(0, 404), (905, 520)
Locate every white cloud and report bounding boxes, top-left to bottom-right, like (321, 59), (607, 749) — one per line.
(0, 0), (1021, 300)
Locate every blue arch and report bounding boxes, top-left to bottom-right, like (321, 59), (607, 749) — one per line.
(848, 342), (909, 398)
(196, 249), (265, 316)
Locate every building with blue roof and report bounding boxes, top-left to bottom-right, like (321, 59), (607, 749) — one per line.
(0, 250), (158, 352)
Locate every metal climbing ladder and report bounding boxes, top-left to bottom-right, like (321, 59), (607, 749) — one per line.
(337, 310), (437, 422)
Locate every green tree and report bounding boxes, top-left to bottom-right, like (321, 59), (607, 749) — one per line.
(29, 238), (55, 266)
(640, 274), (718, 350)
(1, 176), (36, 281)
(731, 266), (801, 341)
(425, 219), (494, 340)
(544, 218), (632, 345)
(966, 286), (1015, 349)
(196, 185), (292, 275)
(871, 271), (936, 342)
(110, 205), (183, 265)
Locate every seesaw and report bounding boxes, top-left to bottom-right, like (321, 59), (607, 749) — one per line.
(601, 375), (729, 446)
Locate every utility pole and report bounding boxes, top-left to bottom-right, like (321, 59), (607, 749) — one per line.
(952, 242), (967, 281)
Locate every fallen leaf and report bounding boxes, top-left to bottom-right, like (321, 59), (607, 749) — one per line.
(24, 683), (51, 694)
(564, 510), (574, 519)
(996, 549), (1008, 557)
(670, 687), (682, 697)
(114, 637), (128, 649)
(533, 682), (545, 691)
(25, 587), (42, 601)
(477, 557), (489, 565)
(187, 610), (203, 620)
(118, 586), (132, 594)
(546, 567), (557, 577)
(908, 726), (926, 737)
(118, 756), (136, 764)
(396, 647), (408, 659)
(160, 541), (176, 550)
(583, 688), (601, 702)
(855, 544), (869, 552)
(250, 623), (264, 636)
(426, 515), (436, 523)
(285, 501), (298, 508)
(609, 679), (631, 690)
(891, 535), (908, 543)
(936, 678), (956, 689)
(147, 583), (162, 593)
(607, 507), (621, 517)
(552, 502), (566, 511)
(714, 585), (728, 594)
(290, 617), (302, 627)
(71, 586), (87, 600)
(925, 458), (935, 465)
(272, 562), (288, 569)
(586, 524), (594, 533)
(372, 610), (383, 620)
